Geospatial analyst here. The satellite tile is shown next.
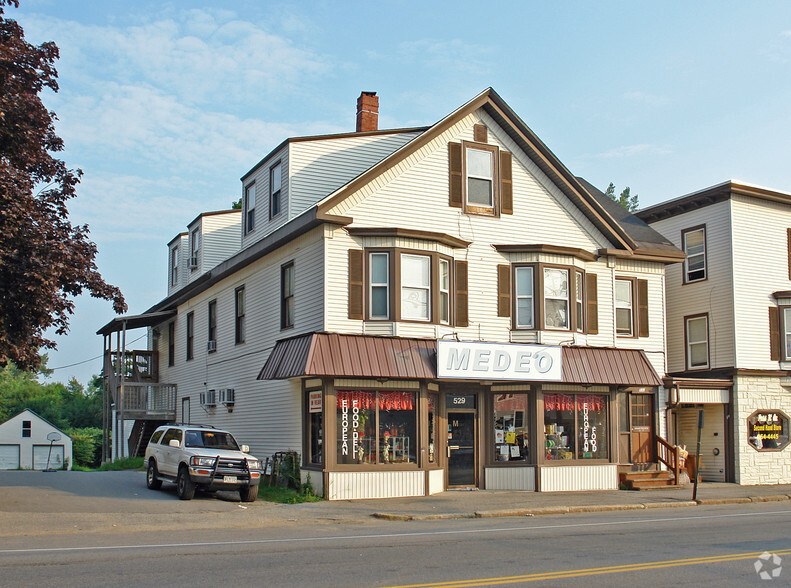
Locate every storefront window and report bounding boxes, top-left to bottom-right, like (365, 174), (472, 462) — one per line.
(493, 394), (529, 462)
(428, 393), (438, 463)
(747, 410), (790, 451)
(544, 393), (608, 460)
(307, 390), (323, 465)
(336, 390), (416, 465)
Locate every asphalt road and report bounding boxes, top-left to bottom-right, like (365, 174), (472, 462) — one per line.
(1, 501), (789, 587)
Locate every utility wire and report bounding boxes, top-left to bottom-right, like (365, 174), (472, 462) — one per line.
(48, 333), (148, 371)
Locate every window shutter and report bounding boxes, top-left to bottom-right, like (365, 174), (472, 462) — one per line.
(787, 228), (791, 280)
(497, 265), (511, 317)
(473, 124), (487, 143)
(455, 260), (469, 327)
(586, 273), (598, 335)
(770, 306), (781, 361)
(448, 143), (463, 208)
(637, 279), (649, 337)
(500, 151), (513, 215)
(348, 250), (364, 320)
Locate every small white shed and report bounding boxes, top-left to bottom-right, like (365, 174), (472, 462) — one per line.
(0, 409), (73, 470)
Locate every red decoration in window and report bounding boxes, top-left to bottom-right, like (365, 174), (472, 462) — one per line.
(336, 390), (415, 411)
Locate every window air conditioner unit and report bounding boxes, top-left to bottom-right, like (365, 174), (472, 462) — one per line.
(188, 256), (199, 269)
(200, 389), (216, 407)
(220, 389), (235, 406)
(207, 340), (217, 352)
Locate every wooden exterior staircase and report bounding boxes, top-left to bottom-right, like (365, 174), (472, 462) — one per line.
(620, 434), (687, 490)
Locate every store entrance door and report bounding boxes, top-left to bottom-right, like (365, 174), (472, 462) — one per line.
(448, 411), (476, 486)
(629, 394), (654, 465)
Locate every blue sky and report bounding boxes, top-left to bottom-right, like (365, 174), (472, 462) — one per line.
(11, 0), (791, 385)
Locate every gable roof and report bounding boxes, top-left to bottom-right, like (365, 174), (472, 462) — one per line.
(0, 408), (71, 438)
(315, 87), (638, 252)
(636, 180), (791, 224)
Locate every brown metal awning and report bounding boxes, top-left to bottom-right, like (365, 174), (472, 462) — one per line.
(258, 333), (661, 387)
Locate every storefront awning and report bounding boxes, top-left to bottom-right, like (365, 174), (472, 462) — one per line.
(258, 333), (662, 387)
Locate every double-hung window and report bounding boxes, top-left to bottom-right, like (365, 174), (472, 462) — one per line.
(466, 146), (495, 208)
(189, 228), (200, 271)
(439, 259), (450, 324)
(170, 246), (179, 286)
(244, 183), (256, 234)
(615, 278), (634, 336)
(235, 286), (245, 344)
(401, 254), (431, 321)
(270, 162), (282, 218)
(207, 300), (217, 351)
(369, 252), (390, 320)
(544, 267), (569, 329)
(686, 314), (709, 369)
(514, 266), (535, 328)
(186, 312), (194, 361)
(281, 261), (294, 329)
(683, 226), (706, 283)
(783, 308), (791, 360)
(575, 272), (584, 333)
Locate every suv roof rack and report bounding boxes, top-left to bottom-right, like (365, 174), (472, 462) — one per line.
(172, 423), (218, 429)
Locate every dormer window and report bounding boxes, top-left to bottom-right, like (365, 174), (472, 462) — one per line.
(244, 183), (256, 234)
(189, 228), (200, 271)
(270, 161), (282, 219)
(170, 246), (179, 286)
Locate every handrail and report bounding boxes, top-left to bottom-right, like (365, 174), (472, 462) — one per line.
(656, 434), (680, 485)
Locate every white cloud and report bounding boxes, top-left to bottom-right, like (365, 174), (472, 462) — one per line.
(622, 91), (669, 108)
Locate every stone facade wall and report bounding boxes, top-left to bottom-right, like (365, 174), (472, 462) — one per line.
(733, 375), (791, 485)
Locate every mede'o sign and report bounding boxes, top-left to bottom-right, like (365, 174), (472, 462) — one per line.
(437, 341), (562, 381)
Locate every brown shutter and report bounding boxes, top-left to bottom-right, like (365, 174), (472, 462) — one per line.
(455, 260), (469, 327)
(348, 249), (364, 320)
(448, 143), (463, 208)
(473, 124), (487, 143)
(770, 306), (781, 361)
(787, 228), (791, 280)
(497, 265), (511, 317)
(586, 273), (598, 335)
(500, 151), (513, 215)
(637, 279), (649, 337)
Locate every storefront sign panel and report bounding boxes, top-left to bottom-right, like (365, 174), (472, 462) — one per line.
(437, 341), (562, 381)
(747, 410), (790, 451)
(308, 390), (322, 413)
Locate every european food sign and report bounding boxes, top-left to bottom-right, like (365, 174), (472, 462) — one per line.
(437, 341), (562, 381)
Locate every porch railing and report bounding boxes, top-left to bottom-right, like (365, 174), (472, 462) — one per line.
(656, 434), (681, 485)
(117, 383), (177, 417)
(105, 350), (159, 383)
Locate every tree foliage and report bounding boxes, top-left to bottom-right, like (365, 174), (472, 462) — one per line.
(604, 182), (639, 212)
(0, 0), (126, 370)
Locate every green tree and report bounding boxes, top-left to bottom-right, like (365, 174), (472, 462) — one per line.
(0, 0), (126, 370)
(604, 182), (639, 212)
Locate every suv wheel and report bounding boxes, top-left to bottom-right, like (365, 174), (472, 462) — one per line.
(239, 485), (258, 503)
(146, 460), (162, 490)
(177, 466), (196, 500)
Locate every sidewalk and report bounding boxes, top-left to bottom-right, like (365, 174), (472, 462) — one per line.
(355, 482), (791, 521)
(1, 470), (790, 537)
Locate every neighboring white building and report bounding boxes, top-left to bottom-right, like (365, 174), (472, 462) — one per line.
(100, 89), (686, 499)
(638, 181), (791, 485)
(0, 409), (73, 470)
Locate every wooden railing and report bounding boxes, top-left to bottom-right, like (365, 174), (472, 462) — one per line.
(117, 383), (177, 417)
(105, 350), (159, 383)
(656, 434), (681, 485)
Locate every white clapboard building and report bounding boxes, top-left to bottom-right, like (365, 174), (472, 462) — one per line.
(0, 409), (73, 470)
(99, 89), (687, 499)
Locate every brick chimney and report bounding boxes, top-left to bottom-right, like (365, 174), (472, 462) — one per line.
(356, 91), (379, 132)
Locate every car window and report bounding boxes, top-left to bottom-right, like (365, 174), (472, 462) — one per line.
(161, 428), (183, 445)
(149, 430), (164, 445)
(185, 430), (240, 450)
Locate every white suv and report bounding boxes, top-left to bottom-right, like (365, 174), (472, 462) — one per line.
(144, 424), (262, 501)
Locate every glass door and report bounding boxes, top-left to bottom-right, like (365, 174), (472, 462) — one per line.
(448, 411), (476, 486)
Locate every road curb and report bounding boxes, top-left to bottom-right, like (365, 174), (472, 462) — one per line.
(371, 494), (790, 521)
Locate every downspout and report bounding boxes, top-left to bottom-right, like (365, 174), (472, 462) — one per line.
(120, 320), (127, 460)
